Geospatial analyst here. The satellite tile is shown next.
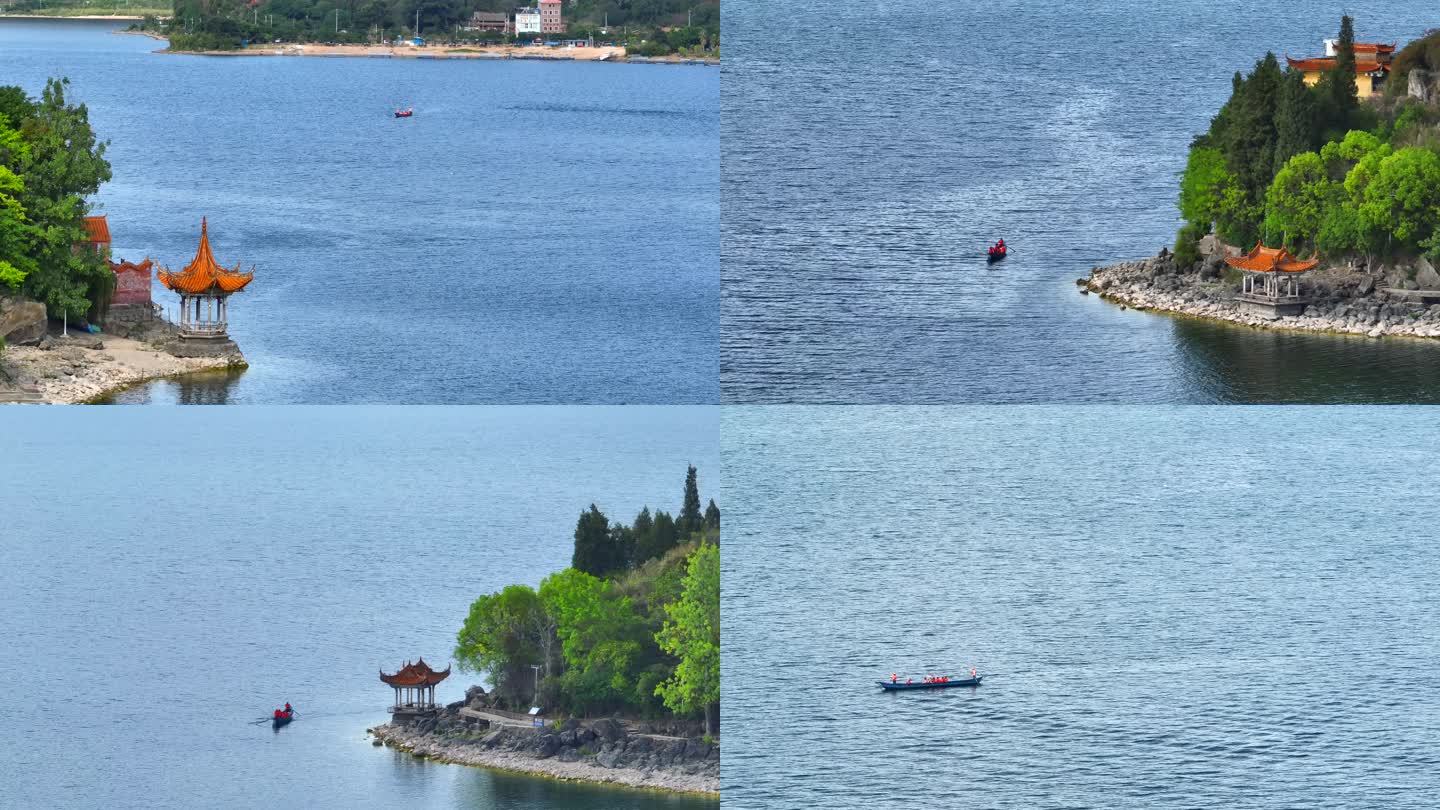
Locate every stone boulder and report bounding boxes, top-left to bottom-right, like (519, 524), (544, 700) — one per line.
(534, 733), (560, 759)
(1410, 68), (1432, 103)
(1417, 257), (1440, 290)
(0, 296), (47, 346)
(590, 718), (627, 743)
(464, 684), (487, 708)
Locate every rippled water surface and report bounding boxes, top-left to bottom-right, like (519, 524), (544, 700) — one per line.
(722, 1), (1440, 402)
(0, 407), (718, 808)
(1, 20), (717, 403)
(721, 407), (1440, 807)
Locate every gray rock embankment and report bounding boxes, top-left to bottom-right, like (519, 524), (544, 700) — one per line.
(1083, 250), (1440, 339)
(1, 307), (246, 403)
(367, 692), (718, 796)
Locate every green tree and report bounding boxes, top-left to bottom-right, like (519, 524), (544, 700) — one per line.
(539, 568), (647, 713)
(1223, 52), (1283, 213)
(1359, 147), (1440, 249)
(636, 509), (679, 563)
(1178, 146), (1236, 229)
(679, 465), (703, 537)
(703, 499), (720, 531)
(454, 584), (557, 707)
(572, 503), (622, 577)
(655, 543), (720, 735)
(12, 79), (113, 320)
(0, 114), (37, 290)
(1264, 151), (1335, 248)
(1318, 15), (1359, 134)
(1272, 69), (1318, 174)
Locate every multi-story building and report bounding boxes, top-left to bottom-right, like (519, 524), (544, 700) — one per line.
(515, 7), (542, 37)
(539, 0), (563, 34)
(464, 11), (509, 32)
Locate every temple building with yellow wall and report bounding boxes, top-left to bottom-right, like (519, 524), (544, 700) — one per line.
(1286, 41), (1395, 98)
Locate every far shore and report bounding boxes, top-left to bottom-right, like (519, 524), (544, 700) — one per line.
(158, 41), (718, 64)
(0, 12), (146, 19)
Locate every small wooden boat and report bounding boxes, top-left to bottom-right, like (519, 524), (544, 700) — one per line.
(986, 246), (1007, 263)
(394, 108), (413, 118)
(878, 675), (983, 691)
(272, 711), (294, 728)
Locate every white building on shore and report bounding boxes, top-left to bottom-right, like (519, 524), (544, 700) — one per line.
(514, 7), (542, 37)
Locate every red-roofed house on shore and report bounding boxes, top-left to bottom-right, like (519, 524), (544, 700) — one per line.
(1286, 39), (1395, 98)
(1226, 241), (1319, 316)
(381, 658), (451, 723)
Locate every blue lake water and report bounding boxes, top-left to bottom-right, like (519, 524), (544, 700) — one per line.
(722, 0), (1440, 403)
(0, 20), (718, 404)
(0, 406), (718, 808)
(721, 406), (1440, 807)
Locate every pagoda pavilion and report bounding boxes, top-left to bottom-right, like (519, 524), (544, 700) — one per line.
(1226, 241), (1319, 316)
(156, 218), (254, 342)
(380, 658), (451, 718)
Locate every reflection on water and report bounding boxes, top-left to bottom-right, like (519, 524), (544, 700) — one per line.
(1171, 318), (1440, 403)
(95, 369), (248, 404)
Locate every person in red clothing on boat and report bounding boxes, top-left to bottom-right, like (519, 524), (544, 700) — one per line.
(890, 673), (898, 684)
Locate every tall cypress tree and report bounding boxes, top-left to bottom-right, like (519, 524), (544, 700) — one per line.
(1222, 53), (1284, 236)
(704, 499), (720, 531)
(1322, 15), (1359, 133)
(679, 466), (703, 538)
(571, 504), (617, 577)
(1273, 69), (1318, 175)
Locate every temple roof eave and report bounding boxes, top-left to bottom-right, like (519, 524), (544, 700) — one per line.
(1223, 241), (1319, 273)
(380, 657), (452, 688)
(155, 218), (255, 296)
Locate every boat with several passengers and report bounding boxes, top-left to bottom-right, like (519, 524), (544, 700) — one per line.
(394, 107), (413, 118)
(987, 240), (1008, 263)
(272, 709), (294, 728)
(878, 674), (983, 690)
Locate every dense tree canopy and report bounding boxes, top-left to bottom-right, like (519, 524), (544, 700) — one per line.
(1177, 16), (1440, 261)
(455, 468), (720, 725)
(654, 541), (719, 735)
(0, 79), (113, 320)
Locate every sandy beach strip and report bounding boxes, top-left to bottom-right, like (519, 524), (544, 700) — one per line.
(2, 336), (242, 404)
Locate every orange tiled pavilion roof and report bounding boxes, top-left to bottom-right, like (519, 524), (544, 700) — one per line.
(380, 658), (451, 687)
(156, 218), (254, 295)
(1224, 242), (1319, 274)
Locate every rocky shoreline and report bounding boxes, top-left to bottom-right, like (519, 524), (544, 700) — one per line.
(367, 691), (718, 797)
(1, 297), (245, 404)
(1083, 249), (1440, 340)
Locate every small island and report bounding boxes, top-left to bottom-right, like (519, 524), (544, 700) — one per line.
(1087, 18), (1440, 341)
(369, 466), (720, 796)
(1, 79), (251, 404)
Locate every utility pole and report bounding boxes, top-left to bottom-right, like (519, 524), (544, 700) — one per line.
(335, 7), (339, 33)
(415, 7), (420, 36)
